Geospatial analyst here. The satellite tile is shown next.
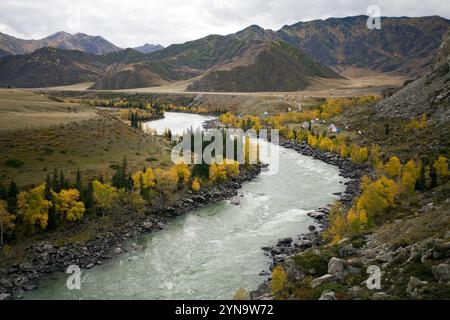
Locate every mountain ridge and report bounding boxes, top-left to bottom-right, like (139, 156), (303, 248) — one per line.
(0, 31), (122, 56)
(1, 16), (449, 91)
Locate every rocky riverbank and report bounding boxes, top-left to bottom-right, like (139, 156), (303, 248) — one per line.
(250, 138), (371, 300)
(0, 164), (263, 300)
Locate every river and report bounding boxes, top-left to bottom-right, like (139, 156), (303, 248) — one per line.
(24, 112), (347, 300)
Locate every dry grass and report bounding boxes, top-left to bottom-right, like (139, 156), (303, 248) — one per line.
(0, 89), (98, 132)
(0, 89), (172, 187)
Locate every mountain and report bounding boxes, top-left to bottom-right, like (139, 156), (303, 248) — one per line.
(0, 47), (108, 87)
(133, 43), (164, 53)
(1, 16), (449, 91)
(187, 41), (342, 92)
(277, 15), (450, 75)
(0, 31), (122, 55)
(374, 27), (450, 122)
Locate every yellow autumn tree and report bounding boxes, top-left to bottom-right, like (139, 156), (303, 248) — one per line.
(271, 266), (286, 297)
(154, 168), (178, 202)
(347, 208), (368, 234)
(384, 156), (402, 178)
(209, 163), (227, 184)
(351, 145), (368, 164)
(323, 202), (346, 244)
(92, 181), (118, 216)
(171, 163), (191, 187)
(132, 168), (156, 191)
(0, 200), (15, 246)
(433, 156), (449, 180)
(191, 177), (201, 192)
(400, 160), (420, 196)
(225, 160), (240, 177)
(307, 134), (318, 149)
(17, 184), (51, 230)
(52, 189), (86, 222)
(356, 176), (398, 219)
(370, 144), (382, 169)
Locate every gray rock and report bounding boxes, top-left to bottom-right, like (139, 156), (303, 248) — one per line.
(0, 293), (10, 300)
(230, 197), (241, 206)
(293, 239), (312, 249)
(372, 292), (390, 300)
(19, 262), (34, 272)
(432, 264), (450, 282)
(338, 245), (356, 258)
(311, 274), (336, 288)
(319, 290), (337, 300)
(328, 257), (347, 276)
(22, 284), (37, 291)
(113, 247), (122, 255)
(0, 278), (13, 288)
(308, 225), (316, 232)
(277, 238), (293, 246)
(142, 221), (153, 230)
(406, 277), (428, 297)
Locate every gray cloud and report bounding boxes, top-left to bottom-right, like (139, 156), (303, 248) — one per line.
(0, 0), (449, 47)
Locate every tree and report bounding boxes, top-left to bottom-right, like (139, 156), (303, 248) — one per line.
(370, 144), (382, 169)
(351, 146), (368, 164)
(323, 202), (346, 244)
(415, 163), (427, 192)
(75, 169), (82, 192)
(433, 156), (449, 182)
(356, 176), (398, 220)
(17, 184), (51, 230)
(171, 163), (191, 188)
(209, 163), (227, 184)
(400, 160), (420, 196)
(7, 180), (18, 213)
(112, 158), (130, 190)
(154, 169), (178, 205)
(92, 181), (118, 216)
(191, 177), (201, 192)
(0, 200), (15, 246)
(271, 266), (286, 297)
(384, 156), (402, 178)
(225, 160), (240, 177)
(52, 189), (86, 222)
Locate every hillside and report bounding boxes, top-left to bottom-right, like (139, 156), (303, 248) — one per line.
(0, 47), (108, 88)
(278, 16), (450, 75)
(0, 31), (121, 56)
(0, 16), (449, 91)
(187, 41), (342, 92)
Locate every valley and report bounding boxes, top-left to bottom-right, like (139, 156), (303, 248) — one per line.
(0, 9), (449, 304)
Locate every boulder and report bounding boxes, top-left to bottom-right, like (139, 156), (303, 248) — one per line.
(230, 198), (241, 206)
(319, 290), (337, 300)
(0, 293), (10, 300)
(142, 221), (153, 230)
(0, 278), (13, 288)
(372, 292), (390, 300)
(113, 247), (122, 255)
(432, 264), (450, 282)
(277, 238), (293, 247)
(406, 277), (428, 297)
(338, 245), (356, 258)
(328, 257), (347, 276)
(311, 274), (336, 288)
(293, 239), (312, 249)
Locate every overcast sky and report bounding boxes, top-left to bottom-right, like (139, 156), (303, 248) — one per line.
(1, 0), (449, 48)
